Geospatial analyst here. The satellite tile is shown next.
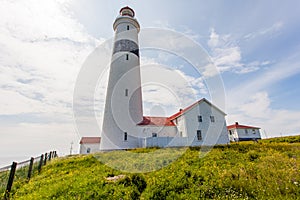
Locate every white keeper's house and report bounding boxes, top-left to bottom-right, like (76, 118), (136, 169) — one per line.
(227, 122), (262, 142)
(79, 6), (230, 153)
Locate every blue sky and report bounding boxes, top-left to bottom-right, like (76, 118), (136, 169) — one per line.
(1, 0), (300, 166)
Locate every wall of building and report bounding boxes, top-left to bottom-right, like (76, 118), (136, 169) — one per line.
(173, 115), (187, 137)
(142, 137), (189, 148)
(80, 143), (100, 154)
(235, 128), (261, 141)
(180, 101), (229, 146)
(228, 129), (238, 141)
(138, 126), (178, 138)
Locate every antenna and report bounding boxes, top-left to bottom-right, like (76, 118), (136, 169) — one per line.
(70, 141), (73, 155)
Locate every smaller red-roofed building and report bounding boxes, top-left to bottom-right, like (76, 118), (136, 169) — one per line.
(79, 137), (101, 154)
(227, 122), (261, 142)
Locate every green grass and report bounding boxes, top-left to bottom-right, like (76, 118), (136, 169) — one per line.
(11, 136), (300, 199)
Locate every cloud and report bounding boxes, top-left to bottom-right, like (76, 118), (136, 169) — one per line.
(0, 0), (104, 159)
(239, 92), (271, 119)
(227, 91), (300, 138)
(226, 53), (300, 137)
(207, 28), (272, 74)
(207, 29), (243, 73)
(139, 64), (206, 116)
(0, 0), (102, 120)
(207, 28), (220, 48)
(244, 21), (283, 40)
(231, 53), (300, 95)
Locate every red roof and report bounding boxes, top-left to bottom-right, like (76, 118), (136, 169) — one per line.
(138, 116), (175, 126)
(227, 123), (260, 130)
(80, 137), (101, 144)
(168, 102), (198, 120)
(138, 98), (225, 127)
(168, 98), (226, 120)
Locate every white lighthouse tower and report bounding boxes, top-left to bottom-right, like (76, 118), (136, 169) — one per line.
(100, 7), (143, 150)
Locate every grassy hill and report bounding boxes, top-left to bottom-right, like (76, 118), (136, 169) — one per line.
(12, 136), (300, 199)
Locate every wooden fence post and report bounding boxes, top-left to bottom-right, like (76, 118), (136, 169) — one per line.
(44, 153), (48, 165)
(49, 151), (52, 161)
(27, 157), (34, 180)
(38, 154), (44, 173)
(4, 162), (17, 199)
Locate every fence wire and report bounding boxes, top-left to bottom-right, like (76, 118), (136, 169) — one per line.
(0, 167), (10, 195)
(0, 151), (57, 199)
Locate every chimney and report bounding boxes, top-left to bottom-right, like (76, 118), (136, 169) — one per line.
(235, 122), (239, 125)
(179, 109), (183, 112)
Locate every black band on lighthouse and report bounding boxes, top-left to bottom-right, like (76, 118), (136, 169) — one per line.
(113, 39), (139, 57)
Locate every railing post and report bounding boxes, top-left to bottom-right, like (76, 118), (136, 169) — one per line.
(27, 157), (34, 180)
(4, 162), (17, 199)
(38, 154), (44, 173)
(49, 152), (52, 161)
(44, 153), (48, 165)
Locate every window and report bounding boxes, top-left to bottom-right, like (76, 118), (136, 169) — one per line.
(229, 130), (233, 135)
(197, 130), (202, 141)
(245, 129), (248, 134)
(210, 116), (215, 122)
(125, 89), (128, 97)
(198, 115), (202, 122)
(126, 54), (129, 60)
(252, 129), (256, 134)
(152, 133), (157, 137)
(179, 131), (183, 137)
(127, 25), (130, 30)
(87, 148), (91, 154)
(124, 132), (128, 141)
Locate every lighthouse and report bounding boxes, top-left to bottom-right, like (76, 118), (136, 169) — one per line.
(100, 6), (143, 150)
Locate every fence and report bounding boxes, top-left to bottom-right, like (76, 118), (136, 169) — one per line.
(0, 151), (57, 199)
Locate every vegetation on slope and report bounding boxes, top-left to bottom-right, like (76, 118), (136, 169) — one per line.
(12, 136), (300, 199)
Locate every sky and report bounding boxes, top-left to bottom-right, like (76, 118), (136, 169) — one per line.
(1, 0), (300, 166)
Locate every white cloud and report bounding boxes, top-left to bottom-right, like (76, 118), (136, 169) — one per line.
(207, 28), (219, 48)
(0, 0), (104, 158)
(244, 21), (283, 40)
(231, 53), (300, 95)
(207, 29), (243, 73)
(239, 92), (271, 119)
(226, 53), (300, 138)
(0, 0), (102, 118)
(227, 91), (300, 138)
(213, 46), (242, 70)
(207, 28), (272, 74)
(141, 64), (204, 116)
